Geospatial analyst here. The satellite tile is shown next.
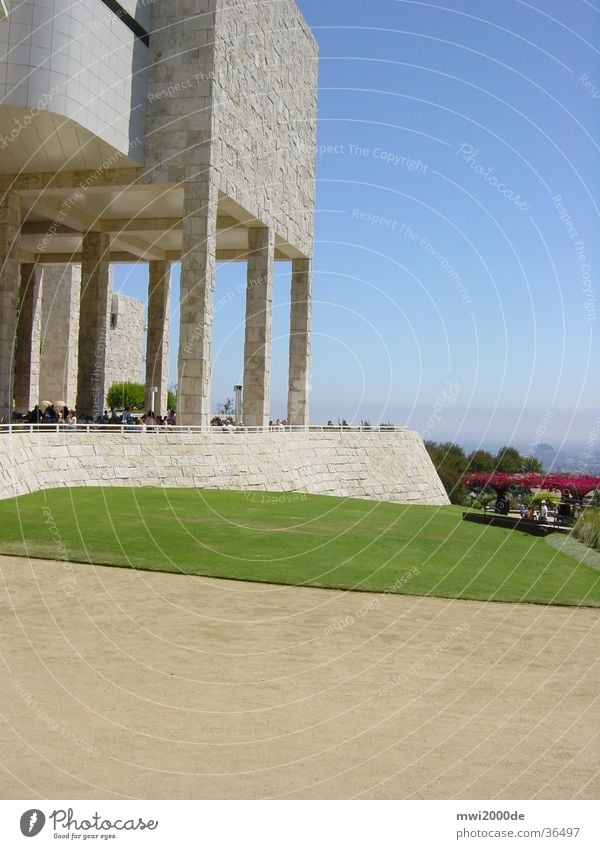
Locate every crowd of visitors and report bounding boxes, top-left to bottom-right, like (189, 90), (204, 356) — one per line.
(17, 403), (178, 429)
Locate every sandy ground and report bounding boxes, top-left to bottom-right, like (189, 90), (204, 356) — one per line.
(0, 554), (598, 800)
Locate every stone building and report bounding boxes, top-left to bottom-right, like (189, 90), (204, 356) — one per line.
(14, 264), (145, 415)
(0, 0), (318, 424)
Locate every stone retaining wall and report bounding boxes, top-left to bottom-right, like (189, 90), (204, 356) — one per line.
(0, 430), (449, 505)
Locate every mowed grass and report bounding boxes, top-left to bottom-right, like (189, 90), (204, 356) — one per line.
(0, 487), (598, 606)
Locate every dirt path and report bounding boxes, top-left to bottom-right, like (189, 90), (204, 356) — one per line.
(0, 555), (598, 800)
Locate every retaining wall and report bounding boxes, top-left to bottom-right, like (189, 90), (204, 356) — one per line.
(0, 430), (450, 505)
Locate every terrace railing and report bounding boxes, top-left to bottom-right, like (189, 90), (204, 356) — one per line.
(0, 423), (408, 435)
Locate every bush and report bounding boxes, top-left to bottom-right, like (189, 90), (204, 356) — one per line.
(573, 509), (600, 551)
(106, 383), (176, 413)
(530, 491), (560, 509)
(106, 382), (145, 411)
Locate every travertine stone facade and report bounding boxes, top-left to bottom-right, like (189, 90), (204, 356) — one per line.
(104, 292), (145, 407)
(39, 264), (80, 408)
(243, 227), (274, 426)
(177, 177), (219, 427)
(14, 264), (41, 414)
(145, 0), (318, 425)
(0, 192), (20, 418)
(2, 0), (317, 429)
(37, 265), (144, 412)
(77, 233), (111, 419)
(288, 258), (311, 426)
(145, 1), (216, 184)
(145, 262), (170, 416)
(212, 0), (318, 256)
(0, 431), (450, 506)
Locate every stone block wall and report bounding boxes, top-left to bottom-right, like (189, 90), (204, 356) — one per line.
(35, 266), (145, 412)
(104, 293), (145, 405)
(38, 264), (80, 408)
(212, 0), (318, 256)
(0, 430), (449, 505)
(145, 0), (217, 184)
(146, 0), (317, 255)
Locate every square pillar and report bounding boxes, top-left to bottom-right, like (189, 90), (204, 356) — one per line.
(243, 227), (274, 427)
(287, 257), (312, 426)
(14, 263), (42, 414)
(145, 260), (170, 416)
(76, 233), (110, 419)
(0, 191), (21, 419)
(177, 178), (217, 427)
(39, 264), (80, 409)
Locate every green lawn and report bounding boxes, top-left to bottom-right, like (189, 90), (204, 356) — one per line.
(0, 487), (598, 606)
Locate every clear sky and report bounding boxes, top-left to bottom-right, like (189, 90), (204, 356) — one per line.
(115, 0), (599, 451)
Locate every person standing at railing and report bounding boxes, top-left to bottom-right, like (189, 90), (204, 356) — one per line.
(143, 411), (157, 433)
(26, 405), (42, 424)
(43, 404), (59, 424)
(122, 406), (133, 426)
(67, 410), (77, 430)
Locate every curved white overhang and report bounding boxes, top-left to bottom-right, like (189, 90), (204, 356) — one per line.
(0, 0), (148, 169)
(0, 105), (143, 173)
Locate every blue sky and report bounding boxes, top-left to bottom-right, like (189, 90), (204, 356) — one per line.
(115, 0), (599, 450)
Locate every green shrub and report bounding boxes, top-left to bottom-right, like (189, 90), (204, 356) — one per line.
(573, 508), (600, 551)
(530, 491), (560, 508)
(106, 382), (145, 411)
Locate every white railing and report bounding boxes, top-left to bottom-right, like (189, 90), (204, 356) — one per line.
(0, 422), (407, 435)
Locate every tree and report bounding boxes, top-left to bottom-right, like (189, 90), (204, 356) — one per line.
(217, 397), (234, 416)
(466, 449), (495, 472)
(495, 446), (523, 473)
(167, 386), (176, 411)
(106, 382), (145, 411)
(519, 455), (543, 473)
(425, 441), (468, 504)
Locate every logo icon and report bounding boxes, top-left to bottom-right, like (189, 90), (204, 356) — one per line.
(19, 809), (45, 837)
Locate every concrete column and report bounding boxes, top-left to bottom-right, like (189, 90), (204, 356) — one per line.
(287, 258), (312, 426)
(76, 233), (110, 419)
(0, 192), (21, 419)
(242, 227), (274, 427)
(145, 261), (170, 416)
(14, 263), (42, 414)
(39, 265), (80, 409)
(177, 178), (217, 427)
